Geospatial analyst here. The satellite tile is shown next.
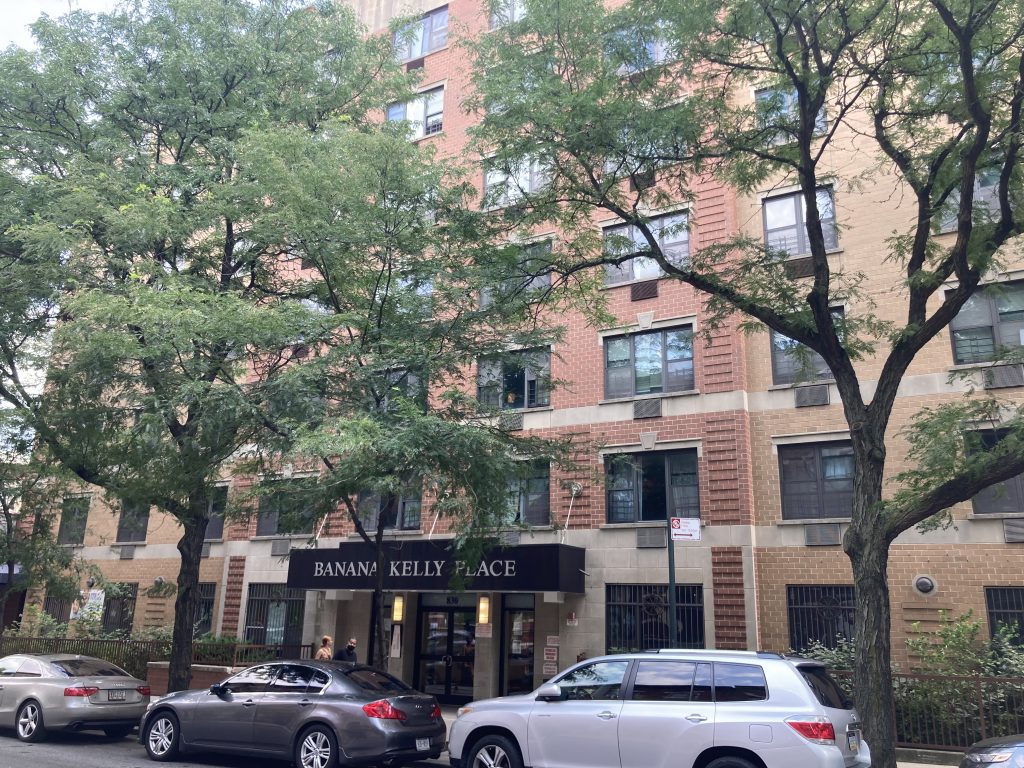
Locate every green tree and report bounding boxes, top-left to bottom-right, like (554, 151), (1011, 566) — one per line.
(469, 1), (1023, 764)
(236, 122), (578, 664)
(0, 0), (406, 691)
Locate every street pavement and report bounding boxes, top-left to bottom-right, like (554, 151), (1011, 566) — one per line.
(0, 713), (959, 768)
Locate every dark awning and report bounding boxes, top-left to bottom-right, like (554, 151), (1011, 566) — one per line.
(287, 540), (586, 594)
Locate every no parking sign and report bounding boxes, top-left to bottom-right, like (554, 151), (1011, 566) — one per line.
(670, 517), (701, 541)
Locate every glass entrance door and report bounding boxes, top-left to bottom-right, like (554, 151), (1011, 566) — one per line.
(416, 601), (476, 704)
(501, 594), (535, 694)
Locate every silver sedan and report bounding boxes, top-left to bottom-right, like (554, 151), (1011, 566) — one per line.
(0, 653), (150, 742)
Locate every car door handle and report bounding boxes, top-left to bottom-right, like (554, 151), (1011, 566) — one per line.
(596, 711), (617, 720)
(242, 699), (256, 707)
(685, 714), (708, 722)
(298, 699), (314, 707)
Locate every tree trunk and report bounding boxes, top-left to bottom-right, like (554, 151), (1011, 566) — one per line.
(371, 526), (387, 668)
(167, 499), (208, 693)
(845, 444), (898, 768)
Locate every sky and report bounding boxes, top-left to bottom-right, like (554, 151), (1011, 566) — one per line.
(0, 0), (119, 50)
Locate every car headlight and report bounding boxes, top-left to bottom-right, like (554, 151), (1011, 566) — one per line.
(456, 706), (472, 718)
(967, 752), (1013, 763)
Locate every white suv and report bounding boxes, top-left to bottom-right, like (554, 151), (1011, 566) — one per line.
(448, 649), (871, 768)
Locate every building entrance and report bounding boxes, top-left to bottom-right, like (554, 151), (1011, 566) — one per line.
(415, 594), (476, 705)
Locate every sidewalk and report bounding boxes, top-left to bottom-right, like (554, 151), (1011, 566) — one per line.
(439, 707), (962, 767)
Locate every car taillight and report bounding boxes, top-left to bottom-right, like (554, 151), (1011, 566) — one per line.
(786, 717), (836, 744)
(362, 700), (407, 720)
(137, 686), (151, 697)
(64, 687), (100, 697)
(430, 703), (442, 720)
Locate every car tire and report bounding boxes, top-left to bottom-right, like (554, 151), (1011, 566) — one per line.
(104, 725), (134, 739)
(143, 710), (181, 761)
(294, 724), (339, 768)
(467, 735), (523, 768)
(16, 700), (46, 743)
(706, 757), (757, 768)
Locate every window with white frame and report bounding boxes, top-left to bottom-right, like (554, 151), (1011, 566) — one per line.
(604, 211), (689, 285)
(387, 86), (444, 139)
(605, 325), (694, 398)
(770, 308), (843, 386)
(949, 281), (1024, 365)
(481, 240), (553, 307)
(491, 0), (526, 28)
(755, 88), (828, 143)
(256, 479), (317, 536)
(359, 485), (422, 531)
(57, 496), (89, 546)
(763, 188), (838, 258)
(605, 449), (699, 523)
(936, 168), (1003, 233)
(506, 461), (550, 527)
(477, 348), (551, 410)
(606, 25), (673, 74)
(393, 6), (448, 61)
(483, 156), (549, 208)
(778, 441), (854, 520)
(116, 501), (149, 543)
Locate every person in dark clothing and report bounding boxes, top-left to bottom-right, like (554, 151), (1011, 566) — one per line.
(334, 637), (358, 662)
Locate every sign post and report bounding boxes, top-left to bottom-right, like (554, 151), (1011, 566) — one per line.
(668, 517), (701, 647)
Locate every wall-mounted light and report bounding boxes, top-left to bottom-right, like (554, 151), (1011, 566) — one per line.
(392, 595), (405, 623)
(477, 595), (491, 626)
(86, 577), (96, 589)
(154, 576), (165, 586)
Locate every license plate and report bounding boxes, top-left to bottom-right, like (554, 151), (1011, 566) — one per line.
(847, 731), (860, 753)
(108, 689), (126, 701)
(416, 738), (430, 752)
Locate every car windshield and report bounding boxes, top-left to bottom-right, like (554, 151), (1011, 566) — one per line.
(50, 658), (131, 677)
(344, 667), (412, 693)
(797, 664), (853, 709)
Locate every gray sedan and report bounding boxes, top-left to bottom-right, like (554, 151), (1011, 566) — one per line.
(139, 660), (445, 768)
(0, 653), (150, 742)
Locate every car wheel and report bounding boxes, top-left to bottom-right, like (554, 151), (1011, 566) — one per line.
(144, 711), (181, 761)
(467, 735), (523, 768)
(706, 757), (757, 768)
(295, 724), (339, 768)
(104, 725), (134, 739)
(16, 700), (46, 743)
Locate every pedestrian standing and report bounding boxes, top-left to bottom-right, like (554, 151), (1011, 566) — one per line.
(334, 637), (358, 662)
(314, 635), (333, 660)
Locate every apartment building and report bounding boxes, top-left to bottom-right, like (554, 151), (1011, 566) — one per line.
(38, 0), (1024, 706)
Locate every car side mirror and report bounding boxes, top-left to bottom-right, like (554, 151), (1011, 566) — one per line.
(210, 683), (228, 697)
(536, 682), (562, 702)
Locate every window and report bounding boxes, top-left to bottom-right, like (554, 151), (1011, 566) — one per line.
(553, 660), (629, 700)
(491, 0), (526, 27)
(986, 587), (1024, 644)
(949, 281), (1024, 365)
(763, 188), (838, 257)
(936, 168), (1001, 233)
(605, 325), (694, 398)
(387, 86), (444, 139)
(43, 594), (72, 623)
(204, 486), (228, 541)
(970, 430), (1024, 514)
(755, 88), (828, 142)
(787, 585), (856, 651)
(57, 496), (89, 546)
(483, 156), (549, 208)
(270, 664), (320, 693)
(606, 584), (704, 652)
(359, 485), (422, 531)
(393, 6), (448, 61)
(477, 348), (551, 410)
(506, 461), (550, 527)
(244, 583), (306, 647)
(606, 25), (673, 74)
(770, 308), (844, 386)
(116, 501), (149, 543)
(604, 212), (689, 285)
(256, 479), (316, 536)
(606, 450), (699, 523)
(631, 661), (712, 702)
(778, 441), (854, 519)
(224, 664), (277, 694)
(101, 583), (138, 635)
(195, 582), (216, 638)
(481, 241), (553, 308)
(713, 663), (768, 702)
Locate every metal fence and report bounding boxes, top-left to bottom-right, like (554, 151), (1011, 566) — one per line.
(0, 636), (313, 680)
(833, 670), (1024, 751)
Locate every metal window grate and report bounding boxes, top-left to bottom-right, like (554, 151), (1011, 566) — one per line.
(195, 582), (216, 638)
(986, 587), (1024, 644)
(43, 595), (72, 623)
(244, 583), (306, 647)
(795, 384), (830, 407)
(631, 280), (659, 302)
(633, 398), (662, 419)
(1005, 519), (1024, 543)
(787, 584), (855, 651)
(101, 583), (138, 635)
(803, 523), (842, 546)
(606, 583), (704, 652)
(636, 527), (667, 548)
(984, 364), (1024, 390)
